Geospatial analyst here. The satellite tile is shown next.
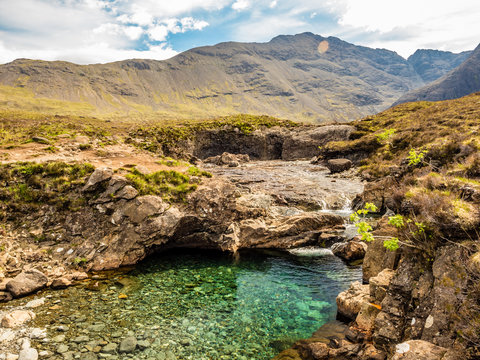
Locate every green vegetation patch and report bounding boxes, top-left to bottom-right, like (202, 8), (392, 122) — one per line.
(126, 166), (210, 202)
(0, 109), (117, 146)
(0, 161), (94, 215)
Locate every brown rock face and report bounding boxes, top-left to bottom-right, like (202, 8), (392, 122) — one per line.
(6, 270), (48, 298)
(362, 237), (397, 282)
(326, 159), (352, 173)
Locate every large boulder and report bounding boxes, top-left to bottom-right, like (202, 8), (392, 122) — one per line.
(1, 310), (36, 328)
(331, 241), (367, 261)
(204, 152), (250, 167)
(6, 270), (48, 298)
(326, 159), (352, 174)
(392, 340), (448, 360)
(336, 281), (369, 320)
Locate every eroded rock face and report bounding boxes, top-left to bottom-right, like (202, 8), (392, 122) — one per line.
(362, 236), (397, 282)
(6, 270), (48, 298)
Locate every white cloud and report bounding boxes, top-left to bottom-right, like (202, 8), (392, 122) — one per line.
(232, 0), (250, 11)
(0, 0), (216, 64)
(333, 0), (480, 56)
(0, 40), (178, 65)
(269, 0), (278, 8)
(147, 25), (169, 42)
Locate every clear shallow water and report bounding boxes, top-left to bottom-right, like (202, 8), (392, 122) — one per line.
(30, 249), (361, 360)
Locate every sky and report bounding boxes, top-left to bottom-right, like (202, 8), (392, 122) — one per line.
(0, 0), (479, 65)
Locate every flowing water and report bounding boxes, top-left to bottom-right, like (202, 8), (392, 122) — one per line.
(24, 249), (361, 360)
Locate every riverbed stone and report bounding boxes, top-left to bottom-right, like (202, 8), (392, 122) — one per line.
(25, 298), (45, 308)
(119, 336), (137, 353)
(51, 277), (72, 289)
(0, 291), (13, 302)
(18, 348), (38, 360)
(56, 344), (69, 354)
(6, 270), (48, 298)
(102, 343), (118, 354)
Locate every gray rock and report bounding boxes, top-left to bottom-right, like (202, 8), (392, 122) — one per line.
(102, 343), (118, 354)
(119, 336), (137, 353)
(72, 335), (89, 343)
(331, 241), (367, 262)
(83, 167), (113, 192)
(116, 185), (138, 200)
(136, 340), (150, 350)
(6, 270), (48, 298)
(123, 196), (167, 224)
(56, 344), (69, 354)
(52, 335), (66, 342)
(31, 136), (49, 144)
(81, 353), (98, 360)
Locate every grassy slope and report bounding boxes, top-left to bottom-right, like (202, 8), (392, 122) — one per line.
(323, 92), (480, 241)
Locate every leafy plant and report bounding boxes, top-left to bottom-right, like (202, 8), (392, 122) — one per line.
(407, 148), (428, 166)
(376, 128), (396, 143)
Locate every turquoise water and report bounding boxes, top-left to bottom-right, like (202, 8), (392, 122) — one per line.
(31, 249), (361, 359)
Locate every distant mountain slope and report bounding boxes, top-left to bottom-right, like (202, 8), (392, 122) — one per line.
(0, 33), (427, 122)
(407, 49), (472, 82)
(395, 43), (480, 105)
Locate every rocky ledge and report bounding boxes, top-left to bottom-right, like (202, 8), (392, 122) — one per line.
(0, 158), (363, 303)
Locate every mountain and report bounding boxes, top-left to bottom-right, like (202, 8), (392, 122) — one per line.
(395, 43), (480, 105)
(407, 49), (472, 83)
(0, 33), (426, 123)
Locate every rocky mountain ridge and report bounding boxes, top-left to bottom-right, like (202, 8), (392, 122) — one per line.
(0, 32), (467, 123)
(395, 43), (480, 105)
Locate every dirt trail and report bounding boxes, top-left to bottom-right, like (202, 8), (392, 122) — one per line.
(0, 137), (181, 173)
